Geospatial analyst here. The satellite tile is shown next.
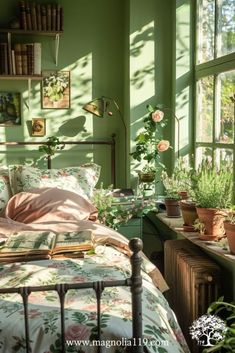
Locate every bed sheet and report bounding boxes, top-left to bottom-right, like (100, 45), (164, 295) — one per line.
(0, 244), (189, 353)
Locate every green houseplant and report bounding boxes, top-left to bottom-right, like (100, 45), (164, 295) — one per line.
(131, 104), (170, 183)
(92, 185), (156, 230)
(191, 160), (233, 239)
(202, 297), (235, 353)
(38, 136), (65, 168)
(160, 157), (195, 218)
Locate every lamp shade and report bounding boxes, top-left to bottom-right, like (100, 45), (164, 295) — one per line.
(82, 98), (106, 117)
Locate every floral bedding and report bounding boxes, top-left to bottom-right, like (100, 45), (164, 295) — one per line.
(0, 187), (190, 353)
(0, 245), (189, 353)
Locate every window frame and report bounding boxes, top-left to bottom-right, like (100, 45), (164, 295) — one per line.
(194, 0), (235, 171)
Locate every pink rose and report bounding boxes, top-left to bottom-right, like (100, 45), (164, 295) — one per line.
(151, 110), (164, 122)
(156, 140), (170, 152)
(65, 324), (90, 341)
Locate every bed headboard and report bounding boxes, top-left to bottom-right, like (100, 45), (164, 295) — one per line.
(0, 135), (116, 187)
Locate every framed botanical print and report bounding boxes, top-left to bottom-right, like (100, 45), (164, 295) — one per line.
(31, 118), (46, 136)
(0, 92), (21, 126)
(41, 70), (70, 109)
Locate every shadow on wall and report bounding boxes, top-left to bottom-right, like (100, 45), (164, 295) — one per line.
(58, 116), (87, 137)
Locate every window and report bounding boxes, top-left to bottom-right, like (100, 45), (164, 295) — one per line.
(195, 0), (235, 170)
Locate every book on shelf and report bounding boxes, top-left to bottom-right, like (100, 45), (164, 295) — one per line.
(26, 43), (34, 75)
(0, 230), (94, 263)
(14, 43), (23, 75)
(0, 43), (9, 75)
(31, 2), (37, 30)
(19, 0), (27, 30)
(56, 4), (61, 31)
(46, 3), (52, 31)
(25, 1), (32, 30)
(36, 3), (42, 31)
(33, 42), (41, 75)
(41, 5), (47, 31)
(21, 43), (28, 75)
(11, 49), (16, 75)
(51, 4), (56, 31)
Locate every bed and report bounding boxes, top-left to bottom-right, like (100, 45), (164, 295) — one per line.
(0, 147), (190, 353)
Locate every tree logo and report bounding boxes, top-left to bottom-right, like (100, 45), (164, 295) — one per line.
(189, 314), (227, 347)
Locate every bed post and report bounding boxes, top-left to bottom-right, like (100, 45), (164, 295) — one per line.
(128, 238), (144, 353)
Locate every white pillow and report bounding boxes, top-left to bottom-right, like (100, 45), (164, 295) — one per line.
(0, 168), (13, 212)
(9, 164), (101, 200)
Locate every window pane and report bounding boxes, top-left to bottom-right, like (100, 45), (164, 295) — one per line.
(216, 70), (235, 143)
(215, 148), (233, 168)
(196, 76), (214, 142)
(197, 0), (215, 63)
(217, 0), (235, 57)
(195, 146), (213, 167)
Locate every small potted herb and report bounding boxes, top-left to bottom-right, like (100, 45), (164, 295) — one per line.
(191, 160), (233, 239)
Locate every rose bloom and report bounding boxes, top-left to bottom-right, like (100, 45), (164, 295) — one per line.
(157, 140), (170, 152)
(65, 324), (91, 341)
(151, 110), (164, 122)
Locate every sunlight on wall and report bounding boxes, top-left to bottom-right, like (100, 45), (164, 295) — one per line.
(176, 2), (190, 79)
(130, 21), (155, 107)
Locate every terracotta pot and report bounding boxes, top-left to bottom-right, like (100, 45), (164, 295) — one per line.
(180, 201), (198, 226)
(224, 221), (235, 254)
(138, 172), (155, 183)
(178, 191), (188, 200)
(196, 207), (226, 238)
(165, 198), (181, 217)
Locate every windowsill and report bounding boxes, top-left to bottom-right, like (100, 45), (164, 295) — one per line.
(156, 213), (235, 264)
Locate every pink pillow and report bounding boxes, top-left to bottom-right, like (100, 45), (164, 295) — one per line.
(4, 187), (98, 224)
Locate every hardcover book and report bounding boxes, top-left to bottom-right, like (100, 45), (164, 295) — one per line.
(0, 230), (94, 262)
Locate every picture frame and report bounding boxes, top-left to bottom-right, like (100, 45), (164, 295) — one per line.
(41, 70), (70, 109)
(31, 118), (46, 136)
(0, 92), (21, 126)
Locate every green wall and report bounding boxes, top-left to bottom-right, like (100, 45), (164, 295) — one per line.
(0, 0), (174, 189)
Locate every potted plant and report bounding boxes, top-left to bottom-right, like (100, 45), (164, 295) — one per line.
(92, 184), (156, 230)
(171, 157), (198, 229)
(161, 170), (182, 217)
(191, 160), (233, 240)
(38, 136), (65, 168)
(224, 207), (235, 254)
(130, 105), (170, 184)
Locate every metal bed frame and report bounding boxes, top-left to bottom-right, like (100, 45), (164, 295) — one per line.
(0, 238), (144, 353)
(0, 135), (116, 186)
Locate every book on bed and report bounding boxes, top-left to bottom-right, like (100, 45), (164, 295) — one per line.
(0, 230), (94, 262)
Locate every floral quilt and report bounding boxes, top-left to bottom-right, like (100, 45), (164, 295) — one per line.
(0, 245), (190, 353)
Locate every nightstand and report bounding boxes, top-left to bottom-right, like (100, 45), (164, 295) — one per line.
(117, 217), (143, 240)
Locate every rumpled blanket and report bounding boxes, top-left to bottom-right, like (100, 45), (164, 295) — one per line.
(0, 187), (169, 292)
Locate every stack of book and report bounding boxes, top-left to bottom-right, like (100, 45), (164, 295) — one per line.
(19, 1), (64, 31)
(13, 42), (41, 75)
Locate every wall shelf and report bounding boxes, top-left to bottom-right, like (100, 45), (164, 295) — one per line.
(0, 29), (63, 36)
(0, 75), (42, 80)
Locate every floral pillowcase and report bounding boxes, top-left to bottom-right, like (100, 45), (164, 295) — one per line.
(9, 164), (101, 200)
(0, 168), (13, 213)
